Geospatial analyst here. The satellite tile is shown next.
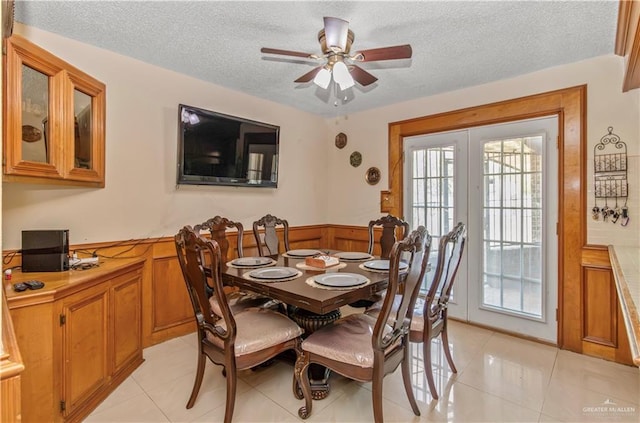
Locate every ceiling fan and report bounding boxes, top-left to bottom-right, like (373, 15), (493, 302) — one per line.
(261, 17), (412, 90)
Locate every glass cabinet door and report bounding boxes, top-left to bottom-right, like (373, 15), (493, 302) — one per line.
(4, 39), (65, 179)
(65, 73), (105, 184)
(21, 65), (50, 164)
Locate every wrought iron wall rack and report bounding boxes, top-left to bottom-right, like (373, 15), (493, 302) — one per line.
(594, 127), (627, 199)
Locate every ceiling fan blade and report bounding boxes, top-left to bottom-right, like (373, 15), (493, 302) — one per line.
(294, 66), (323, 83)
(350, 65), (378, 86)
(353, 44), (412, 62)
(323, 17), (349, 51)
(261, 47), (317, 59)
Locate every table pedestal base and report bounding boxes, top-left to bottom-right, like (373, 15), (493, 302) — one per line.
(290, 307), (341, 400)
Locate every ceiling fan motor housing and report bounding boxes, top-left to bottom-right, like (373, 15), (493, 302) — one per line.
(318, 28), (355, 55)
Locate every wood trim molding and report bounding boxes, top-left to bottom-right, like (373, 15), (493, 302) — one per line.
(616, 0), (634, 55)
(386, 86), (587, 351)
(1, 292), (24, 423)
(615, 0), (640, 91)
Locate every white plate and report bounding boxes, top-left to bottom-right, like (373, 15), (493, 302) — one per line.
(248, 267), (298, 280)
(231, 257), (273, 267)
(285, 249), (322, 257)
(333, 251), (373, 261)
(363, 260), (409, 271)
(314, 273), (368, 288)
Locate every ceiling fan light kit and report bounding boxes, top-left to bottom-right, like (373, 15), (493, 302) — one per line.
(331, 61), (355, 90)
(261, 16), (412, 91)
(313, 66), (332, 89)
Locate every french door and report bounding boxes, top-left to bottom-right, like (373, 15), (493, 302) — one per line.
(404, 116), (558, 342)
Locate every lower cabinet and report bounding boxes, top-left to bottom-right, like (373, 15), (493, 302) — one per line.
(7, 259), (144, 423)
(60, 284), (110, 417)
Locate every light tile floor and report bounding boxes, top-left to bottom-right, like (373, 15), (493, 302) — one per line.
(85, 315), (640, 423)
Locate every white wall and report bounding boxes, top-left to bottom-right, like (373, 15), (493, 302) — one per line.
(3, 26), (638, 250)
(1, 24), (329, 249)
(327, 54), (640, 247)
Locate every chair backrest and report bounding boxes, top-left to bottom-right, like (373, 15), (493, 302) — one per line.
(175, 226), (235, 346)
(423, 222), (467, 323)
(195, 216), (244, 263)
(253, 214), (290, 256)
(367, 214), (410, 259)
(372, 226), (431, 354)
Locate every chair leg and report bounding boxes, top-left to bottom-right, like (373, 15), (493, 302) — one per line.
(291, 339), (304, 399)
(371, 366), (384, 423)
(296, 351), (313, 419)
(223, 359), (237, 423)
(186, 350), (206, 409)
(401, 344), (421, 416)
(441, 321), (457, 373)
(423, 339), (439, 400)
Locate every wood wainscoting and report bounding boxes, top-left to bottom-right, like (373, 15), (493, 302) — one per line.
(581, 246), (633, 364)
(2, 223), (632, 365)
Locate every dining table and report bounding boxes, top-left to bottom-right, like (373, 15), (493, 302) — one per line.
(221, 251), (391, 315)
(220, 249), (394, 399)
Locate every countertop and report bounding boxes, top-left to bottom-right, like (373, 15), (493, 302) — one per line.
(3, 257), (145, 309)
(608, 245), (640, 366)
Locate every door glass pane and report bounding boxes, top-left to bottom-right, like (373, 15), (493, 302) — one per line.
(409, 145), (455, 294)
(21, 65), (49, 163)
(74, 89), (92, 169)
(481, 136), (543, 318)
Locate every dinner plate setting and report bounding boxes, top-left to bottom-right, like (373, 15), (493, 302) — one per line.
(227, 257), (275, 268)
(359, 259), (409, 273)
(244, 266), (302, 282)
(314, 273), (368, 287)
(332, 251), (374, 261)
(305, 273), (371, 290)
(284, 249), (322, 258)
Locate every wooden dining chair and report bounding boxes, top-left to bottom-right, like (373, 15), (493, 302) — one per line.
(253, 213), (290, 256)
(195, 215), (245, 262)
(367, 214), (410, 259)
(295, 226), (431, 423)
(349, 214), (411, 308)
(174, 226), (304, 423)
(367, 222), (467, 400)
(194, 215), (278, 315)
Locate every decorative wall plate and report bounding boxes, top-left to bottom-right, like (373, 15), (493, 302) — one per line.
(335, 132), (347, 149)
(365, 166), (381, 185)
(350, 151), (362, 167)
(21, 125), (42, 142)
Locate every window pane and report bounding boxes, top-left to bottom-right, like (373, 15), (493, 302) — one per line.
(481, 137), (543, 318)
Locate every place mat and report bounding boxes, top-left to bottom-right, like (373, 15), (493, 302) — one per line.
(226, 258), (276, 269)
(305, 276), (371, 291)
(295, 262), (348, 271)
(242, 269), (303, 283)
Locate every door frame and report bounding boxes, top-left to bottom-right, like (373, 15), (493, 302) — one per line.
(385, 86), (586, 350)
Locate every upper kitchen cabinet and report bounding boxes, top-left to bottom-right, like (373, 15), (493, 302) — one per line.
(3, 35), (105, 187)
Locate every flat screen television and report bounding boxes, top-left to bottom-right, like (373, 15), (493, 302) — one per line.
(177, 104), (280, 187)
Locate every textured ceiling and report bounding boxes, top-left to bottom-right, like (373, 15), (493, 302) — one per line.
(15, 1), (619, 118)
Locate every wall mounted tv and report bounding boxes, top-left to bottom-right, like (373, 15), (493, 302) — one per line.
(177, 104), (280, 187)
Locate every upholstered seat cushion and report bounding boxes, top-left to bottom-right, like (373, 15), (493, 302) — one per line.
(207, 308), (303, 356)
(301, 314), (393, 368)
